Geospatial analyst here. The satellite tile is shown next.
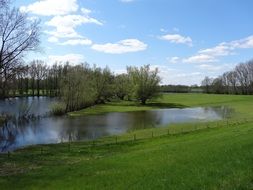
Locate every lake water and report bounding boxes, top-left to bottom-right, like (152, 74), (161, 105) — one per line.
(0, 97), (232, 152)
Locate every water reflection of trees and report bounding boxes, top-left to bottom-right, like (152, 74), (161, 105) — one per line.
(204, 106), (234, 119)
(0, 115), (41, 152)
(0, 107), (233, 152)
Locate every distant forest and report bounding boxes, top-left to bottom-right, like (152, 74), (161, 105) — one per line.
(201, 59), (253, 95)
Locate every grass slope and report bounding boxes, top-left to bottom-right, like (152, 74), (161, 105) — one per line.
(1, 93), (253, 189)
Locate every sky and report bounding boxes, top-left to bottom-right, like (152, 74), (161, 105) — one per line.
(14, 0), (253, 85)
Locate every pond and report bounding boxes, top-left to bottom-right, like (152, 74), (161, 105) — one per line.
(0, 97), (232, 152)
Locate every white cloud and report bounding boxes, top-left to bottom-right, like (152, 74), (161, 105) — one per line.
(60, 38), (92, 46)
(184, 35), (253, 64)
(197, 63), (235, 72)
(48, 54), (84, 64)
(167, 56), (180, 64)
(230, 35), (253, 49)
(91, 39), (147, 54)
(170, 72), (205, 85)
(198, 44), (232, 57)
(183, 54), (217, 64)
(81, 8), (91, 15)
(45, 11), (102, 40)
(48, 36), (59, 43)
(27, 16), (39, 22)
(160, 34), (193, 46)
(20, 0), (78, 16)
(197, 64), (224, 72)
(148, 65), (204, 85)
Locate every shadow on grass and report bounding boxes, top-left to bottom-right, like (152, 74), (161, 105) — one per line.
(146, 102), (187, 109)
(107, 101), (187, 109)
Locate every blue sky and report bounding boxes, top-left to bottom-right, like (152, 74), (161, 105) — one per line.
(16, 0), (253, 85)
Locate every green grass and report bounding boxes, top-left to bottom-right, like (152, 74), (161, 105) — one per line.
(1, 93), (253, 189)
(69, 93), (253, 118)
(68, 96), (185, 116)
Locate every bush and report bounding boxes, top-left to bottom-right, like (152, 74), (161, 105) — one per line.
(50, 103), (66, 116)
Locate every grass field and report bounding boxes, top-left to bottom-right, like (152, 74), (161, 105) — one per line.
(1, 93), (253, 189)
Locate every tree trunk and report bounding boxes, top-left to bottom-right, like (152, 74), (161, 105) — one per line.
(141, 98), (146, 105)
(37, 80), (40, 96)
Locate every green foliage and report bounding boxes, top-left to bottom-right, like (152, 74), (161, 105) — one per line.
(61, 64), (97, 112)
(127, 65), (160, 104)
(114, 74), (132, 100)
(50, 102), (66, 116)
(92, 66), (114, 103)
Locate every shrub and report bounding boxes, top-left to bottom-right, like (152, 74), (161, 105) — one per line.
(50, 103), (66, 116)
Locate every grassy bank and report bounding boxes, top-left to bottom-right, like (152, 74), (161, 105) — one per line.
(69, 93), (253, 117)
(1, 93), (253, 189)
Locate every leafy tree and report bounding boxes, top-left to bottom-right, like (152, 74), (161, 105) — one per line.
(61, 64), (96, 112)
(114, 73), (132, 100)
(92, 66), (114, 104)
(127, 65), (160, 104)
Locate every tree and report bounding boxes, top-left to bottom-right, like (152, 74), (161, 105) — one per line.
(61, 64), (96, 112)
(201, 76), (213, 93)
(127, 65), (160, 104)
(211, 77), (223, 94)
(0, 0), (40, 98)
(92, 66), (114, 104)
(114, 74), (132, 100)
(29, 62), (37, 96)
(32, 60), (47, 96)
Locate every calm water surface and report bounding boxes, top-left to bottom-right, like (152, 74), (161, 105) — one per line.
(0, 97), (232, 152)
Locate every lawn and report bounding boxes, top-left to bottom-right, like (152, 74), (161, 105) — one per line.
(69, 93), (253, 118)
(1, 93), (253, 189)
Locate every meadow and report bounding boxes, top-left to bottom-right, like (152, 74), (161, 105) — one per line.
(1, 93), (253, 189)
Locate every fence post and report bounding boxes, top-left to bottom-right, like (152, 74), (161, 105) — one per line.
(7, 151), (10, 158)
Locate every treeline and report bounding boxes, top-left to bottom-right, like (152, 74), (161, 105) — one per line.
(0, 61), (160, 112)
(159, 85), (203, 93)
(0, 60), (61, 98)
(61, 64), (160, 111)
(201, 59), (253, 94)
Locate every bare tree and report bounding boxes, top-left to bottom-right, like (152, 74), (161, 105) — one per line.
(0, 0), (40, 98)
(201, 76), (213, 93)
(30, 60), (47, 96)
